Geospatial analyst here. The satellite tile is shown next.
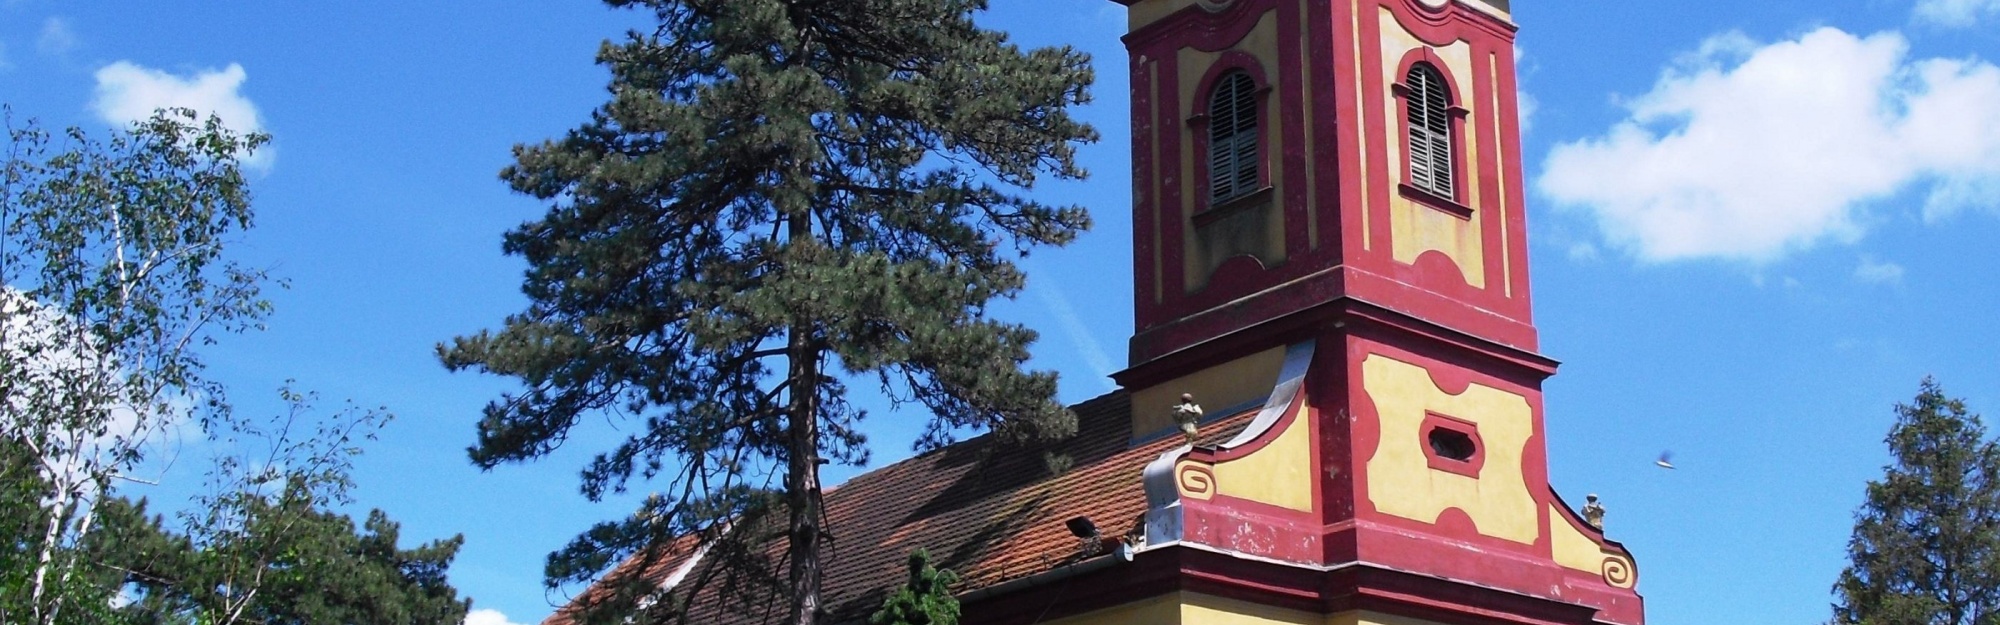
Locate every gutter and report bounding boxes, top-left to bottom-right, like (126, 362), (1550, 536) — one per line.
(957, 541), (1136, 605)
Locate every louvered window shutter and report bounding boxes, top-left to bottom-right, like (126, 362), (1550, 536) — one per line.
(1405, 63), (1454, 198)
(1208, 72), (1259, 202)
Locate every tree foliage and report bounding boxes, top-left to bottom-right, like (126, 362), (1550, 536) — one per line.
(869, 550), (958, 625)
(3, 110), (469, 625)
(93, 387), (470, 625)
(94, 496), (470, 625)
(1, 383), (472, 625)
(439, 1), (1096, 623)
(1833, 378), (2000, 625)
(3, 107), (269, 625)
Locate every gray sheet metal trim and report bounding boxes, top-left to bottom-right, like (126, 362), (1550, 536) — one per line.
(1142, 340), (1316, 546)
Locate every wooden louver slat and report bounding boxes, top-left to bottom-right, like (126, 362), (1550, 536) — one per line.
(1209, 71), (1259, 202)
(1405, 63), (1453, 198)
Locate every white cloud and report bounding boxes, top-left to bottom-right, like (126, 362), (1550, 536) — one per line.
(464, 609), (530, 625)
(1855, 257), (1907, 284)
(37, 17), (75, 56)
(1515, 45), (1538, 135)
(1517, 90), (1537, 136)
(1914, 0), (2000, 27)
(1095, 3), (1125, 29)
(0, 289), (187, 501)
(91, 61), (271, 168)
(1539, 28), (2000, 263)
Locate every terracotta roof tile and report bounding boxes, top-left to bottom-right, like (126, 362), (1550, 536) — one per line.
(546, 390), (1256, 625)
(543, 532), (705, 625)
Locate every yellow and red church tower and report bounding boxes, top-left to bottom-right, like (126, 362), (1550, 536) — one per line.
(1079, 0), (1645, 623)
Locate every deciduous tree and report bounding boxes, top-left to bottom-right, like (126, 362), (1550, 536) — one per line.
(438, 1), (1097, 623)
(93, 387), (471, 625)
(4, 109), (471, 625)
(2, 107), (268, 625)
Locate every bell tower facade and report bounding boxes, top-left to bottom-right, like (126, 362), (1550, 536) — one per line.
(1121, 0), (1535, 362)
(1105, 1), (1646, 624)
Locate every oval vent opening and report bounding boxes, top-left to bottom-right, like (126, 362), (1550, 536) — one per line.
(1428, 427), (1476, 462)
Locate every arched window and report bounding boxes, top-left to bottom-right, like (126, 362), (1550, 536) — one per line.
(1404, 62), (1453, 198)
(1208, 71), (1260, 202)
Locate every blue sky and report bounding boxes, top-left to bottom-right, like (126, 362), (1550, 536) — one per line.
(4, 1), (1999, 624)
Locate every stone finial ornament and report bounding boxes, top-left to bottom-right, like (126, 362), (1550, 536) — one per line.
(1173, 393), (1204, 444)
(1581, 493), (1606, 530)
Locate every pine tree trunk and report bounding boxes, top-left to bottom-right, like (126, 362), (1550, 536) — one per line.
(785, 215), (823, 625)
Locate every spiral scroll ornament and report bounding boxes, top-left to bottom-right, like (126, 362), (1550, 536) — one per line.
(1601, 554), (1636, 589)
(1177, 462), (1217, 500)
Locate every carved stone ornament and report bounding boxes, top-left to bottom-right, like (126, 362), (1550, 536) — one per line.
(1581, 494), (1605, 530)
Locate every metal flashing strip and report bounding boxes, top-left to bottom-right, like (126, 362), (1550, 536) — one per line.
(1221, 341), (1316, 449)
(657, 540), (713, 593)
(1142, 340), (1316, 545)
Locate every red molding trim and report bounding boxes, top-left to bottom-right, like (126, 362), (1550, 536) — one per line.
(1120, 309), (1553, 420)
(1131, 53), (1162, 326)
(964, 546), (1619, 625)
(1123, 0), (1271, 53)
(1157, 50), (1188, 323)
(1398, 183), (1474, 219)
(1119, 265), (1548, 376)
(1192, 186), (1275, 227)
(1384, 0), (1519, 44)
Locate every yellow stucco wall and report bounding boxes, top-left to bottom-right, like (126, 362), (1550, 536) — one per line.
(1340, 611), (1453, 625)
(1131, 346), (1287, 438)
(1206, 403), (1314, 511)
(1176, 10), (1287, 293)
(1042, 591), (1184, 625)
(1141, 56), (1165, 304)
(1184, 593), (1320, 625)
(1044, 592), (1330, 625)
(1548, 504), (1637, 590)
(1549, 503), (1602, 574)
(1360, 354), (1536, 544)
(1376, 8), (1485, 289)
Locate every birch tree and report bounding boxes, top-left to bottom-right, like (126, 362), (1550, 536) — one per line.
(1, 108), (269, 625)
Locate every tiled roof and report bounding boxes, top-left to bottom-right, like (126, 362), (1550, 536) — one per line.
(544, 390), (1255, 625)
(540, 532), (704, 625)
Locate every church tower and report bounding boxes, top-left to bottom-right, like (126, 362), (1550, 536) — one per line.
(1106, 0), (1647, 623)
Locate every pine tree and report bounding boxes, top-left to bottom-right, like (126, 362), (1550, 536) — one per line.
(1833, 378), (2000, 625)
(436, 2), (1096, 624)
(869, 550), (958, 625)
